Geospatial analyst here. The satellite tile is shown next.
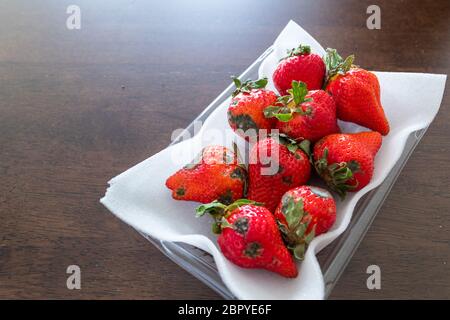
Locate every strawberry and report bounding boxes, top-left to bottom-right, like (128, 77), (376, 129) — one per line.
(227, 77), (278, 140)
(247, 136), (311, 212)
(273, 44), (325, 95)
(264, 81), (340, 142)
(324, 48), (390, 135)
(274, 186), (336, 259)
(313, 131), (382, 197)
(165, 145), (246, 204)
(196, 199), (298, 278)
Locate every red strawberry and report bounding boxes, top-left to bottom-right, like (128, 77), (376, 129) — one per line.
(247, 136), (311, 212)
(274, 186), (336, 259)
(313, 131), (382, 197)
(166, 145), (246, 204)
(227, 77), (278, 140)
(264, 81), (340, 142)
(273, 44), (325, 95)
(324, 48), (390, 135)
(196, 199), (298, 278)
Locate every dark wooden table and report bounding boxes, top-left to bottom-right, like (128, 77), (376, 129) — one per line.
(0, 0), (449, 299)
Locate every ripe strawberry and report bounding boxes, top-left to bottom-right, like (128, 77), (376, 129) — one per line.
(227, 77), (278, 140)
(273, 44), (325, 95)
(165, 145), (246, 204)
(274, 186), (336, 259)
(264, 81), (340, 142)
(313, 131), (382, 197)
(324, 48), (390, 135)
(196, 199), (298, 278)
(247, 136), (311, 212)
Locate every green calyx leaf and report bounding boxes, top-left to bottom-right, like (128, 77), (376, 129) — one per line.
(263, 81), (312, 122)
(195, 201), (227, 218)
(323, 48), (355, 86)
(286, 143), (298, 154)
(281, 196), (305, 230)
(278, 195), (316, 261)
(289, 80), (309, 105)
(231, 77), (268, 97)
(211, 222), (222, 234)
(275, 112), (293, 122)
(290, 225), (315, 260)
(298, 140), (311, 157)
(304, 225), (316, 244)
(196, 199), (263, 234)
(263, 105), (292, 121)
(211, 217), (235, 235)
(292, 243), (305, 260)
(196, 195), (257, 219)
(283, 44), (311, 60)
(273, 133), (310, 157)
(225, 198), (263, 213)
(219, 217), (234, 230)
(314, 148), (361, 199)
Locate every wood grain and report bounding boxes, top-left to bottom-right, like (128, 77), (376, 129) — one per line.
(0, 0), (449, 299)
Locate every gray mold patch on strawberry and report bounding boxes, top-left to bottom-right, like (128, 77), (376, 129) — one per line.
(234, 217), (249, 235)
(277, 165), (284, 174)
(347, 160), (360, 172)
(244, 242), (263, 258)
(309, 186), (332, 198)
(281, 194), (294, 213)
(230, 167), (248, 197)
(282, 175), (293, 185)
(230, 167), (246, 180)
(218, 189), (233, 205)
(294, 153), (302, 160)
(176, 187), (185, 196)
(228, 112), (259, 132)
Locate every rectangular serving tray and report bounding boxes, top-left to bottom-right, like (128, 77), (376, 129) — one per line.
(138, 46), (428, 299)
